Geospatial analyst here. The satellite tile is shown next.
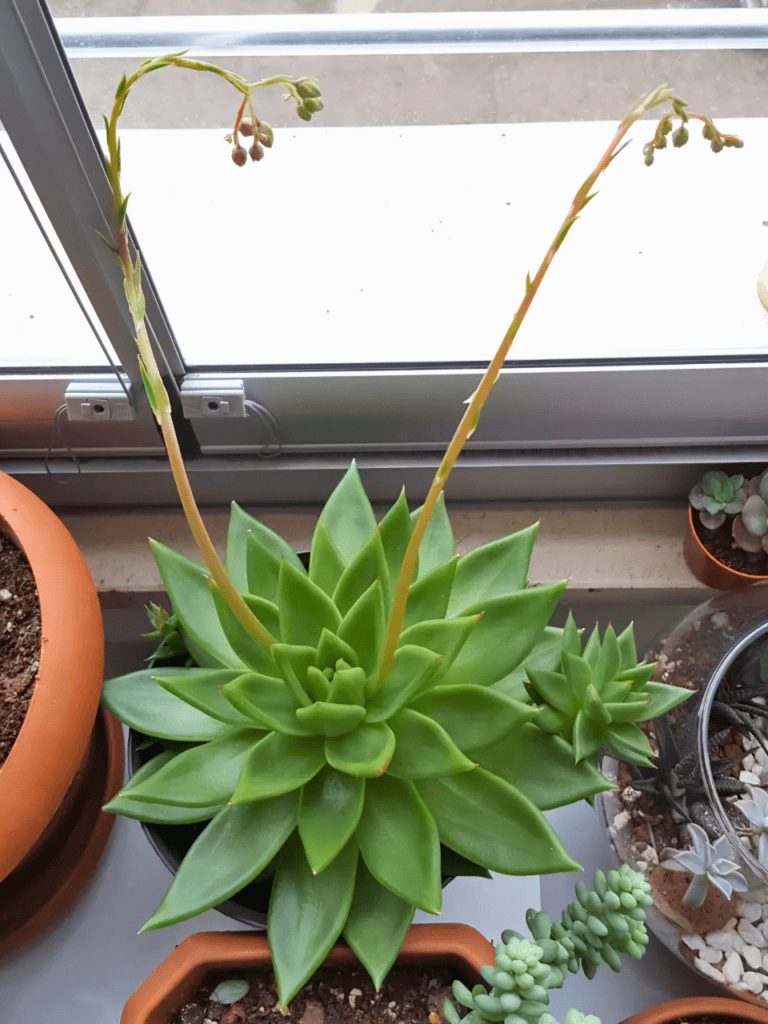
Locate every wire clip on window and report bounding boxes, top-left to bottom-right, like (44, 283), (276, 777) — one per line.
(65, 381), (135, 422)
(180, 378), (247, 419)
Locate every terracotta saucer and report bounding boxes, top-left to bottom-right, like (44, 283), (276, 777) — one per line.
(0, 708), (124, 957)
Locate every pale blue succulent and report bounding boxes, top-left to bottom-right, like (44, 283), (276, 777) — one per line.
(665, 823), (748, 909)
(689, 471), (746, 529)
(737, 786), (768, 867)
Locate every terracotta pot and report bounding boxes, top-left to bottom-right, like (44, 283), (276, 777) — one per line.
(121, 923), (494, 1024)
(0, 470), (118, 947)
(684, 504), (768, 590)
(622, 995), (768, 1024)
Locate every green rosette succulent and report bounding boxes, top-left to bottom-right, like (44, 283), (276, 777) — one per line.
(102, 464), (618, 1004)
(523, 614), (691, 768)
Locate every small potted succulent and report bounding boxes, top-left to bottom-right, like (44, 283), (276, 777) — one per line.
(97, 52), (744, 1011)
(685, 468), (768, 588)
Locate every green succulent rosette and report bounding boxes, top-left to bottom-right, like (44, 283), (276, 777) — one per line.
(523, 614), (690, 767)
(102, 464), (613, 1004)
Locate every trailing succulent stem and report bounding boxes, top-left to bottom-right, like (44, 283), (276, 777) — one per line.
(444, 866), (651, 1024)
(101, 66), (742, 1006)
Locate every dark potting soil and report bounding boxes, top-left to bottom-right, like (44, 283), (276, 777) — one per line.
(172, 965), (456, 1024)
(0, 530), (40, 768)
(692, 511), (768, 577)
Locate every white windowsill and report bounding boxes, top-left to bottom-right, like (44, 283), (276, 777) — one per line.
(61, 501), (706, 598)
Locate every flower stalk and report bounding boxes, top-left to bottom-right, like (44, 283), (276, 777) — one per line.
(377, 85), (743, 681)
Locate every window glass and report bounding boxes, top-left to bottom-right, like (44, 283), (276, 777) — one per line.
(48, 3), (768, 368)
(0, 129), (116, 369)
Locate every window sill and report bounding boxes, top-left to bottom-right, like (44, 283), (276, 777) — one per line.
(62, 501), (705, 602)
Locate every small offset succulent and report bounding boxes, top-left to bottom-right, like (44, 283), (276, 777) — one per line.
(98, 54), (743, 1007)
(737, 786), (768, 867)
(689, 468), (768, 554)
(444, 865), (651, 1024)
(689, 471), (746, 530)
(523, 614), (691, 768)
(662, 823), (748, 909)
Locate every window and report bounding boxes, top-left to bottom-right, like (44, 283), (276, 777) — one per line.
(2, 1), (768, 505)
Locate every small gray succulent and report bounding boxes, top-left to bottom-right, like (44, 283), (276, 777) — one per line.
(689, 471), (746, 530)
(662, 823), (748, 909)
(737, 786), (768, 867)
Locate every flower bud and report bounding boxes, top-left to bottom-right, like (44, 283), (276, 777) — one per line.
(710, 138), (724, 153)
(644, 151), (654, 167)
(654, 135), (667, 149)
(296, 104), (312, 122)
(672, 125), (689, 148)
(259, 123), (275, 148)
(304, 97), (323, 114)
(702, 123), (714, 141)
(249, 142), (264, 162)
(295, 78), (321, 99)
(231, 145), (248, 166)
(725, 136), (744, 149)
(239, 118), (254, 137)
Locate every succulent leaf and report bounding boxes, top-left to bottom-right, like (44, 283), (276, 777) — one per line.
(121, 730), (263, 806)
(315, 628), (359, 672)
(140, 792), (299, 930)
(410, 492), (456, 578)
(320, 462), (377, 564)
(409, 685), (536, 752)
(296, 702), (367, 737)
(356, 775), (442, 913)
(298, 767), (366, 874)
(244, 532), (283, 604)
(151, 540), (245, 669)
(101, 668), (244, 741)
(210, 583), (279, 674)
(332, 530), (391, 616)
(447, 524), (538, 617)
(397, 616), (479, 678)
(442, 583), (568, 688)
(227, 501), (305, 590)
(386, 708), (476, 778)
(417, 769), (580, 875)
(103, 749), (227, 824)
(231, 733), (326, 802)
(377, 489), (414, 583)
(403, 558), (458, 630)
(364, 645), (443, 722)
(278, 560), (342, 647)
(222, 672), (310, 733)
(309, 520), (347, 597)
(336, 579), (386, 678)
(269, 833), (359, 1005)
(472, 724), (612, 810)
(153, 668), (253, 725)
(325, 721), (396, 776)
(343, 859), (415, 987)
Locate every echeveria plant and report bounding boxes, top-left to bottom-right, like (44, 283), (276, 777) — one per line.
(445, 865), (651, 1024)
(98, 55), (739, 1005)
(662, 823), (748, 909)
(689, 471), (746, 530)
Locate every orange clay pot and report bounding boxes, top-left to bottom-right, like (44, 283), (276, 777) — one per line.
(0, 470), (118, 945)
(622, 995), (768, 1024)
(121, 924), (494, 1024)
(684, 504), (768, 590)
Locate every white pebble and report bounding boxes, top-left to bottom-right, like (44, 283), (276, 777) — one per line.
(762, 952), (768, 972)
(757, 749), (768, 768)
(740, 771), (762, 786)
(733, 982), (750, 992)
(723, 951), (744, 984)
(744, 972), (766, 994)
(744, 755), (758, 772)
(612, 810), (630, 831)
(699, 946), (723, 963)
(682, 934), (706, 951)
(695, 959), (725, 983)
(723, 917), (739, 932)
(743, 903), (764, 923)
(739, 919), (767, 948)
(707, 930), (736, 951)
(711, 612), (730, 628)
(744, 945), (763, 970)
